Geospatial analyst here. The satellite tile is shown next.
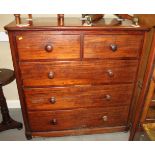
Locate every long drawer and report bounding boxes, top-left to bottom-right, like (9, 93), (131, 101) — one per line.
(20, 60), (138, 87)
(24, 84), (134, 111)
(28, 106), (129, 132)
(84, 34), (143, 59)
(16, 33), (80, 60)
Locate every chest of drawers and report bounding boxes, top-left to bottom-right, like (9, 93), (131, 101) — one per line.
(5, 17), (148, 139)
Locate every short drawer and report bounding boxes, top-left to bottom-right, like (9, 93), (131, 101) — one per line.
(24, 84), (134, 110)
(20, 60), (138, 87)
(16, 33), (80, 60)
(84, 35), (143, 59)
(28, 106), (129, 132)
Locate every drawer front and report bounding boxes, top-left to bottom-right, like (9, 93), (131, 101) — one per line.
(16, 33), (80, 60)
(20, 60), (138, 87)
(24, 84), (134, 110)
(28, 106), (129, 132)
(84, 35), (143, 59)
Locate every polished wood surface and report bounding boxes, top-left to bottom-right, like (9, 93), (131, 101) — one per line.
(14, 14), (21, 25)
(130, 15), (155, 140)
(24, 84), (134, 111)
(4, 17), (149, 31)
(28, 106), (129, 132)
(84, 34), (143, 59)
(129, 33), (155, 140)
(20, 60), (138, 86)
(5, 17), (148, 139)
(134, 14), (155, 28)
(16, 33), (80, 60)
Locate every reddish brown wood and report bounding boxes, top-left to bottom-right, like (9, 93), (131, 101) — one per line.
(129, 30), (155, 140)
(123, 31), (148, 134)
(32, 126), (126, 138)
(7, 32), (32, 140)
(84, 35), (143, 59)
(14, 14), (21, 25)
(57, 14), (64, 26)
(28, 14), (32, 20)
(16, 33), (80, 60)
(5, 17), (148, 139)
(4, 17), (149, 31)
(20, 60), (138, 87)
(28, 106), (129, 132)
(129, 15), (155, 140)
(24, 84), (134, 111)
(57, 14), (64, 19)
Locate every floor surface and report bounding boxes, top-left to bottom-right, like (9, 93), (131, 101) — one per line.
(0, 109), (129, 141)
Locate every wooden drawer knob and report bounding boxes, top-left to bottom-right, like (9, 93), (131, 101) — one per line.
(110, 44), (117, 52)
(105, 94), (111, 101)
(50, 119), (57, 125)
(50, 97), (56, 104)
(45, 44), (53, 52)
(107, 69), (114, 77)
(102, 116), (108, 122)
(17, 36), (23, 41)
(48, 71), (55, 79)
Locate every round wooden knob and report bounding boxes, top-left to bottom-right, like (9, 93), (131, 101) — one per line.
(17, 36), (23, 41)
(50, 97), (56, 104)
(45, 44), (53, 52)
(110, 44), (117, 52)
(102, 116), (108, 122)
(105, 94), (111, 101)
(107, 69), (114, 77)
(48, 71), (55, 79)
(50, 119), (57, 125)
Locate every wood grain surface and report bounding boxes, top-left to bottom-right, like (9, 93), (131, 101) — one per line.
(24, 84), (134, 110)
(28, 106), (129, 132)
(20, 60), (138, 87)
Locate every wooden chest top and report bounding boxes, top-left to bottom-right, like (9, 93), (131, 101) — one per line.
(4, 17), (149, 31)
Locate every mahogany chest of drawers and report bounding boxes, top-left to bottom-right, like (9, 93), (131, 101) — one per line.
(5, 17), (148, 139)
